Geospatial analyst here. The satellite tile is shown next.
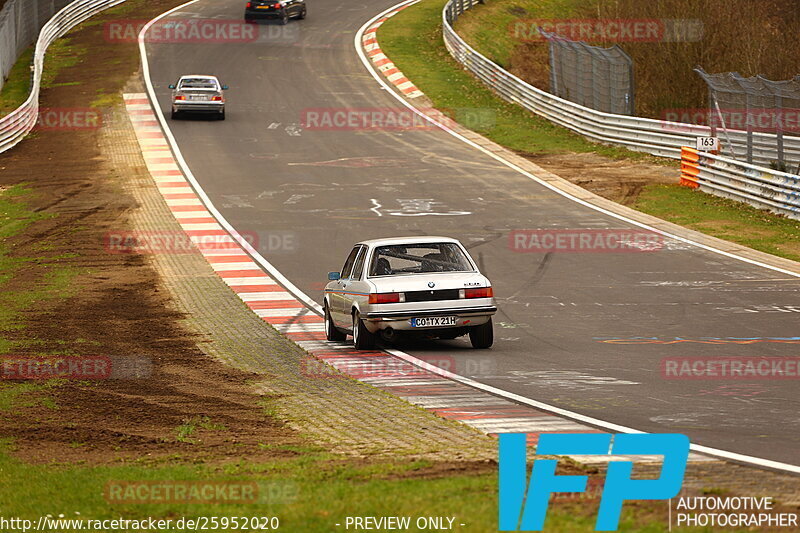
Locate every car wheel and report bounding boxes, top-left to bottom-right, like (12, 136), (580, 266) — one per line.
(219, 109), (226, 121)
(298, 7), (306, 19)
(352, 311), (375, 350)
(171, 109), (179, 120)
(280, 11), (289, 25)
(469, 318), (493, 349)
(324, 304), (345, 342)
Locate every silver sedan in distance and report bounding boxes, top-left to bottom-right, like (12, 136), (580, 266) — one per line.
(169, 75), (228, 120)
(324, 237), (497, 350)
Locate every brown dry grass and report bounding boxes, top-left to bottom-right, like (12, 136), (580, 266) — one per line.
(587, 0), (800, 117)
(478, 0), (800, 118)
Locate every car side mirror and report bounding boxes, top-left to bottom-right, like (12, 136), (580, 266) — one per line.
(168, 84), (176, 89)
(328, 272), (341, 281)
(222, 85), (229, 90)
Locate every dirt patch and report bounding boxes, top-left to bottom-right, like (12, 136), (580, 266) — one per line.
(522, 151), (677, 205)
(0, 0), (305, 466)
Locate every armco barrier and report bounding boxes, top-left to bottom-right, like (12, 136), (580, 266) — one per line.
(0, 0), (128, 154)
(680, 146), (800, 221)
(442, 0), (800, 167)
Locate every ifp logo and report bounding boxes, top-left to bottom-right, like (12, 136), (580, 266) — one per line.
(499, 433), (689, 531)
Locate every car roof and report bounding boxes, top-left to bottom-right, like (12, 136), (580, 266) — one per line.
(356, 236), (462, 247)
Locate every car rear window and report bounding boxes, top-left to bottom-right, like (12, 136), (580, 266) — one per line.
(179, 79), (218, 89)
(369, 243), (473, 277)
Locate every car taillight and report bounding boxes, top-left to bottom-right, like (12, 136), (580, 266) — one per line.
(273, 2), (281, 7)
(175, 95), (186, 100)
(464, 287), (493, 299)
(246, 2), (252, 7)
(212, 96), (223, 101)
(369, 292), (402, 304)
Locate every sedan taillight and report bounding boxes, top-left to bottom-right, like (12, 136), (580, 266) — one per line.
(212, 95), (223, 101)
(246, 2), (252, 7)
(369, 292), (403, 304)
(464, 287), (493, 299)
(273, 2), (281, 7)
(174, 95), (186, 101)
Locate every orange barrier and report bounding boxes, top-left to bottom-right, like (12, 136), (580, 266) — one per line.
(679, 146), (700, 188)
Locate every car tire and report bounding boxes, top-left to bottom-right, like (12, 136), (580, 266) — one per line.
(324, 304), (345, 342)
(219, 110), (226, 121)
(352, 311), (376, 350)
(298, 7), (306, 19)
(171, 109), (179, 120)
(279, 11), (289, 25)
(469, 318), (493, 349)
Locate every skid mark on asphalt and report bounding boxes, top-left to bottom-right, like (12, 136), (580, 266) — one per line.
(123, 94), (715, 466)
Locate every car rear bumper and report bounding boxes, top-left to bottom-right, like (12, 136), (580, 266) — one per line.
(363, 305), (496, 332)
(245, 8), (283, 19)
(173, 102), (224, 113)
(365, 306), (496, 320)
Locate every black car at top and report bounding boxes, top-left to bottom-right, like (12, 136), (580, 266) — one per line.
(245, 0), (306, 24)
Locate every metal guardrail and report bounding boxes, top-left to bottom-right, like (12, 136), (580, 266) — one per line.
(442, 0), (800, 168)
(0, 0), (128, 154)
(680, 147), (800, 221)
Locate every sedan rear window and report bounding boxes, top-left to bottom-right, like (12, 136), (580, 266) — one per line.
(179, 79), (218, 89)
(369, 243), (473, 277)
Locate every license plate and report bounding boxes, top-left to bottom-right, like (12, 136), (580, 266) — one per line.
(190, 95), (208, 101)
(256, 5), (271, 8)
(411, 316), (457, 328)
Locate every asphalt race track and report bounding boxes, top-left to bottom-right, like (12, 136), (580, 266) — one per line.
(144, 0), (800, 465)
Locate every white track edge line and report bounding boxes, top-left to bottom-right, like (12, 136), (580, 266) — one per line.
(137, 0), (800, 474)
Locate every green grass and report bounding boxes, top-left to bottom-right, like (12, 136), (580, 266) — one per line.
(379, 0), (647, 160)
(175, 416), (228, 443)
(454, 0), (585, 67)
(0, 47), (34, 113)
(0, 35), (88, 115)
(632, 184), (800, 261)
(379, 0), (800, 262)
(41, 37), (88, 90)
(0, 381), (61, 411)
(0, 185), (77, 329)
(0, 448), (491, 531)
(0, 443), (753, 532)
(0, 187), (80, 416)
